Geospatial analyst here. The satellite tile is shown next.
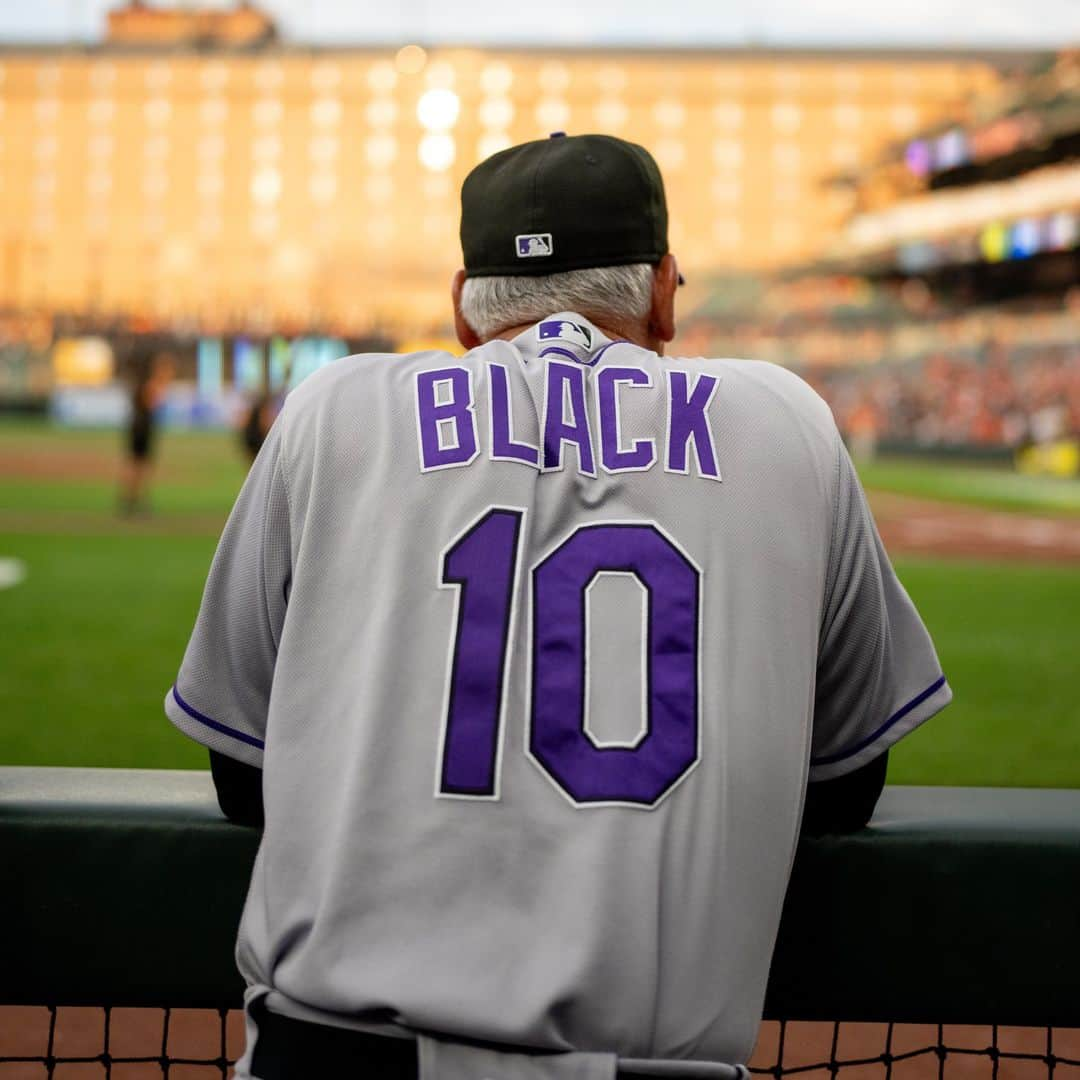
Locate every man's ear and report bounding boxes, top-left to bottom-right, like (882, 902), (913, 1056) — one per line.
(648, 253), (679, 348)
(451, 269), (483, 350)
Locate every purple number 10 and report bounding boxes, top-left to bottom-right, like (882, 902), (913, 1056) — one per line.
(439, 508), (700, 808)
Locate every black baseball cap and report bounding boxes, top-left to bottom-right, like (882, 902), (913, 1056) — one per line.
(461, 132), (682, 282)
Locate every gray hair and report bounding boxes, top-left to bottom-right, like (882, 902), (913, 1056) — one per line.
(460, 263), (654, 340)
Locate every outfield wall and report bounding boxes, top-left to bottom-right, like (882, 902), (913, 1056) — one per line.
(3, 768), (1079, 1025)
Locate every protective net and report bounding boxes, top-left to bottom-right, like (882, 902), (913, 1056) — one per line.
(1, 1009), (1078, 1080)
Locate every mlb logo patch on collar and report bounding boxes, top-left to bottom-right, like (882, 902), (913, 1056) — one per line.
(516, 233), (553, 258)
(538, 319), (592, 350)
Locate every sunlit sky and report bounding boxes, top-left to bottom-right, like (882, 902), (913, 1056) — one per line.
(1, 0), (1078, 48)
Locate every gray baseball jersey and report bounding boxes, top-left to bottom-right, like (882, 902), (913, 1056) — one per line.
(166, 313), (950, 1078)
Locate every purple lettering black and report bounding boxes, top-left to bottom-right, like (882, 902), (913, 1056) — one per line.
(488, 363), (539, 468)
(666, 370), (721, 480)
(542, 361), (596, 475)
(598, 366), (656, 473)
(415, 367), (478, 471)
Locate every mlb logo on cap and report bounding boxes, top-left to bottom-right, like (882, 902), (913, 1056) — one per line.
(516, 233), (553, 258)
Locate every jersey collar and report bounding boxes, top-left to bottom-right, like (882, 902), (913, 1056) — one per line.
(510, 312), (620, 368)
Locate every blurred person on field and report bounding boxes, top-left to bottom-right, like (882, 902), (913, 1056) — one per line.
(118, 343), (174, 517)
(241, 390), (284, 465)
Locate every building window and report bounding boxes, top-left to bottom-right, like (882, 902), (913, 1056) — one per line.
(713, 67), (744, 91)
(833, 68), (861, 93)
(253, 99), (283, 128)
(251, 166), (283, 206)
(395, 46), (427, 76)
(595, 66), (626, 93)
(34, 136), (59, 161)
(773, 66), (802, 92)
(479, 97), (514, 130)
(535, 99), (569, 130)
(88, 133), (114, 160)
(773, 179), (800, 204)
(890, 104), (919, 132)
(365, 133), (398, 169)
(251, 210), (279, 238)
(312, 62), (341, 91)
(36, 64), (60, 90)
(712, 140), (744, 169)
(35, 99), (60, 125)
(252, 134), (282, 161)
(89, 99), (115, 126)
(144, 99), (172, 127)
(143, 172), (169, 200)
(89, 63), (115, 91)
(772, 220), (802, 247)
(422, 173), (451, 200)
(198, 171), (225, 199)
(712, 219), (742, 247)
(593, 99), (628, 130)
(655, 138), (686, 171)
(87, 170), (112, 197)
(201, 63), (229, 92)
(477, 132), (512, 161)
(830, 142), (859, 168)
(417, 88), (460, 131)
(366, 98), (398, 128)
(832, 104), (861, 130)
(367, 62), (397, 93)
(145, 63), (172, 91)
(419, 133), (455, 172)
(424, 61), (456, 90)
(538, 63), (570, 94)
(654, 99), (685, 129)
(309, 174), (338, 204)
(255, 63), (284, 91)
(309, 134), (339, 163)
(310, 98), (342, 128)
(773, 142), (801, 171)
(711, 177), (741, 204)
(369, 218), (396, 249)
(365, 174), (395, 203)
(712, 103), (744, 129)
(481, 63), (513, 94)
(771, 103), (801, 134)
(199, 135), (226, 161)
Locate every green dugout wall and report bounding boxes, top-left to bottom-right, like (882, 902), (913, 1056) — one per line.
(3, 768), (1079, 1025)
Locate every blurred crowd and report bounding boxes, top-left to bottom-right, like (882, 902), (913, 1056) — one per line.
(3, 301), (1078, 456)
(812, 345), (1080, 452)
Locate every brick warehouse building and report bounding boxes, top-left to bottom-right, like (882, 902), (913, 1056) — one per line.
(0, 3), (1039, 339)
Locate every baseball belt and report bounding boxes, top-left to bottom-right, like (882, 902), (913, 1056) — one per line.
(250, 1004), (678, 1080)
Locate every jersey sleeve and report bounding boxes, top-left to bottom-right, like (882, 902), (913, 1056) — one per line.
(810, 435), (952, 781)
(164, 422), (292, 767)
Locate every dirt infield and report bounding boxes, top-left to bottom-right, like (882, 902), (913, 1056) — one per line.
(869, 493), (1080, 564)
(1, 1008), (1078, 1079)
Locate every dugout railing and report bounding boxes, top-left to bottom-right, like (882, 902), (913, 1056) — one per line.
(3, 768), (1079, 1075)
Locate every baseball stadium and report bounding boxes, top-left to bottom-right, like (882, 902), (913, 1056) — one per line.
(1, 1), (1078, 1077)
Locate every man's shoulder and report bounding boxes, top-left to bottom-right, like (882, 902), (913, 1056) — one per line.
(679, 355), (831, 416)
(687, 355), (838, 456)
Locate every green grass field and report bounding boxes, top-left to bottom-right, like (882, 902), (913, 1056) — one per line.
(2, 421), (1078, 786)
(856, 456), (1080, 516)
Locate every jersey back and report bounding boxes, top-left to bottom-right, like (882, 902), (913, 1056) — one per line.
(167, 313), (950, 1069)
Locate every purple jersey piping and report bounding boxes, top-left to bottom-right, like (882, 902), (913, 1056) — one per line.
(810, 674), (947, 766)
(538, 346), (584, 364)
(171, 684), (266, 750)
(589, 341), (628, 365)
